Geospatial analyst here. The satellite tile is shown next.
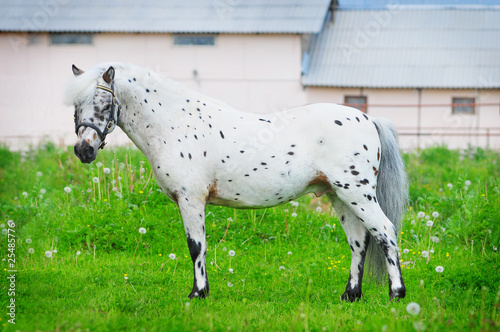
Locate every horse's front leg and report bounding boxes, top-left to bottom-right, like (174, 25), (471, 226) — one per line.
(177, 195), (209, 299)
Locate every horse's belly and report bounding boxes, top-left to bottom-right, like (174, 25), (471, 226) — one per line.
(206, 172), (332, 209)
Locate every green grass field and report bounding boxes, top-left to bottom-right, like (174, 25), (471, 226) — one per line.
(0, 143), (499, 331)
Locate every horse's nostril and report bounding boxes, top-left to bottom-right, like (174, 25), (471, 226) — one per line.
(84, 146), (94, 158)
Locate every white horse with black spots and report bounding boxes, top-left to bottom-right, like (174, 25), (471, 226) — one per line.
(66, 63), (408, 301)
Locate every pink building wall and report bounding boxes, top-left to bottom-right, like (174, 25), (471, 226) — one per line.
(0, 32), (306, 149)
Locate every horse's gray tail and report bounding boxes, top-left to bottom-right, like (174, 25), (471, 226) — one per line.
(367, 118), (409, 282)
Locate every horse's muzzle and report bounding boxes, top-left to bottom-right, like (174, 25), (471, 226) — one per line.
(74, 142), (97, 164)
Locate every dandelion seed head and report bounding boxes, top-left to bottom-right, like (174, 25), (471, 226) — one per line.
(290, 201), (299, 207)
(447, 183), (453, 189)
(223, 247), (227, 251)
(139, 227), (147, 234)
(288, 251), (292, 255)
(421, 251), (429, 258)
(411, 220), (416, 225)
(227, 282), (233, 287)
(431, 236), (440, 243)
(465, 180), (471, 186)
(26, 238), (32, 244)
(228, 250), (235, 257)
(40, 189), (46, 194)
(426, 220), (434, 227)
(425, 215), (430, 220)
(279, 266), (285, 271)
(316, 206), (322, 213)
(406, 302), (421, 315)
(432, 212), (439, 218)
(464, 186), (468, 191)
(291, 212), (297, 218)
(92, 177), (99, 183)
(76, 251), (81, 256)
(103, 167), (111, 174)
(96, 162), (103, 167)
(169, 253), (176, 260)
(417, 212), (425, 219)
(0, 224), (4, 228)
(45, 250), (52, 258)
(229, 268), (233, 273)
(403, 249), (410, 254)
(1, 229), (7, 235)
(36, 171), (43, 177)
(64, 186), (71, 193)
(53, 249), (57, 253)
(435, 266), (444, 273)
(22, 191), (28, 198)
(28, 248), (34, 254)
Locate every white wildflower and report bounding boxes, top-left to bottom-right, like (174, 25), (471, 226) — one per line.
(229, 268), (233, 273)
(403, 249), (410, 254)
(28, 248), (34, 254)
(139, 227), (147, 234)
(290, 201), (299, 207)
(447, 183), (453, 189)
(426, 220), (434, 227)
(96, 162), (103, 167)
(279, 266), (285, 271)
(103, 167), (111, 174)
(169, 253), (176, 260)
(435, 266), (444, 273)
(421, 251), (429, 258)
(26, 238), (32, 244)
(417, 212), (425, 219)
(22, 191), (28, 198)
(288, 251), (292, 255)
(406, 302), (421, 316)
(45, 250), (52, 258)
(92, 177), (99, 183)
(36, 171), (43, 177)
(227, 282), (233, 287)
(64, 186), (71, 193)
(291, 212), (297, 218)
(432, 212), (439, 218)
(228, 250), (235, 257)
(465, 180), (471, 186)
(316, 206), (322, 213)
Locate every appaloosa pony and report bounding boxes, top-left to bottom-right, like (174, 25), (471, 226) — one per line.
(66, 63), (408, 301)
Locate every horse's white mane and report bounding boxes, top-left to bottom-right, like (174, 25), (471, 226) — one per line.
(64, 62), (147, 106)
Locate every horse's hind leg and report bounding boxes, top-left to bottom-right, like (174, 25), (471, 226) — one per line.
(335, 190), (406, 300)
(329, 193), (370, 302)
(177, 195), (209, 299)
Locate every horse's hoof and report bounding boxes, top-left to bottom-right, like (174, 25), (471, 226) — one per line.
(389, 287), (406, 301)
(341, 290), (362, 302)
(188, 286), (209, 300)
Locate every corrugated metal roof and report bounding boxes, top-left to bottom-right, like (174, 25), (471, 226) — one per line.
(0, 0), (331, 34)
(302, 8), (500, 89)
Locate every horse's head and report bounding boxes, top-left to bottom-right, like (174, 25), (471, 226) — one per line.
(70, 65), (121, 163)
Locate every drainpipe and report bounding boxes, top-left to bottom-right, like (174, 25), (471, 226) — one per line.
(417, 88), (422, 149)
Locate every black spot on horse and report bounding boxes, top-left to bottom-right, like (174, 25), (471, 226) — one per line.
(204, 151), (207, 157)
(351, 202), (357, 205)
(146, 88), (150, 93)
(363, 145), (368, 151)
(335, 120), (343, 126)
(180, 152), (184, 158)
(350, 165), (355, 169)
(144, 99), (148, 103)
(355, 241), (360, 248)
(363, 114), (369, 120)
(351, 171), (359, 175)
(288, 152), (294, 155)
(220, 131), (225, 139)
(360, 179), (369, 185)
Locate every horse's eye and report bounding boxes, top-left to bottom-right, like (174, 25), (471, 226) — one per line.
(103, 104), (111, 111)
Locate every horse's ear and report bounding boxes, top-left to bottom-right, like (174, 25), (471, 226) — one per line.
(103, 66), (115, 84)
(72, 64), (84, 76)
